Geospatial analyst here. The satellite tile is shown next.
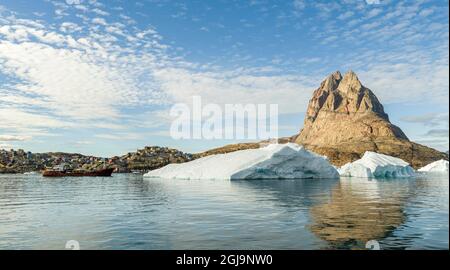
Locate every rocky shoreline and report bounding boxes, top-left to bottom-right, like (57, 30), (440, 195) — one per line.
(0, 146), (193, 174)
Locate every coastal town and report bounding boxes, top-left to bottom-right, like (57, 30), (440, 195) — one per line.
(0, 146), (193, 174)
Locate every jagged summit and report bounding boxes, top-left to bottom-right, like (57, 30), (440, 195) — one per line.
(295, 70), (446, 168)
(321, 70), (342, 90)
(297, 70), (407, 147)
(305, 70), (389, 124)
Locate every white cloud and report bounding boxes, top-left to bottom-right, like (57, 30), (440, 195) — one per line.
(92, 17), (107, 25)
(0, 108), (71, 129)
(0, 41), (141, 119)
(366, 0), (381, 5)
(366, 8), (382, 18)
(0, 144), (13, 150)
(419, 8), (434, 17)
(293, 0), (306, 10)
(401, 113), (449, 127)
(74, 4), (88, 12)
(94, 133), (143, 140)
(425, 129), (449, 137)
(0, 9), (170, 141)
(60, 22), (82, 33)
(153, 68), (317, 115)
(358, 60), (449, 105)
(338, 11), (354, 20)
(92, 8), (109, 16)
(66, 0), (83, 5)
(0, 135), (32, 141)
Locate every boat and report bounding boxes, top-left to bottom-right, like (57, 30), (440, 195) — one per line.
(42, 168), (114, 177)
(42, 164), (114, 177)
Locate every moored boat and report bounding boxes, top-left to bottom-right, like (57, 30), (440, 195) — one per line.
(42, 165), (114, 177)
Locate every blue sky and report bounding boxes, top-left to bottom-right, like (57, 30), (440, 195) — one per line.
(0, 0), (448, 156)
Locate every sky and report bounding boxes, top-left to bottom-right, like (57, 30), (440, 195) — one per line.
(0, 0), (448, 156)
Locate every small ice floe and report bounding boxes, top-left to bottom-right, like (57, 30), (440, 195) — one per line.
(144, 143), (339, 180)
(418, 160), (449, 173)
(338, 151), (415, 178)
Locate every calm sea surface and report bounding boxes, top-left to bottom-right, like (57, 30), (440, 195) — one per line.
(0, 173), (448, 250)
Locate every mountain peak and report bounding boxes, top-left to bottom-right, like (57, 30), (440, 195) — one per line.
(309, 70), (386, 120)
(344, 69), (357, 77)
(321, 70), (342, 91)
(337, 70), (363, 95)
(296, 70), (409, 150)
(331, 70), (343, 80)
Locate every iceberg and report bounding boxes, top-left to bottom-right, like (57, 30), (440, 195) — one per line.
(337, 163), (372, 178)
(418, 160), (449, 173)
(338, 151), (415, 178)
(144, 143), (339, 180)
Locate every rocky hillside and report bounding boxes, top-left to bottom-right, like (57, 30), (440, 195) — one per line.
(0, 149), (107, 174)
(0, 147), (193, 174)
(192, 143), (261, 159)
(111, 146), (193, 172)
(192, 137), (296, 159)
(294, 70), (447, 168)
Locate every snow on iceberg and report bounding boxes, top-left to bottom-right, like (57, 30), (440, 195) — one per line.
(144, 143), (339, 180)
(338, 151), (415, 178)
(418, 160), (449, 173)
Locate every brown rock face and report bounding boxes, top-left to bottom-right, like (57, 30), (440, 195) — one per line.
(295, 70), (447, 168)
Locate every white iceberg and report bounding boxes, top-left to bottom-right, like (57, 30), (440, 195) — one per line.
(144, 143), (339, 180)
(418, 160), (449, 173)
(338, 151), (415, 178)
(338, 163), (372, 178)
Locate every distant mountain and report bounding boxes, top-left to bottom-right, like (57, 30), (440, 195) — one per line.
(293, 70), (447, 168)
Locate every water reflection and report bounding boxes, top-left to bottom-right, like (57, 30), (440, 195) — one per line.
(0, 174), (448, 249)
(231, 179), (339, 208)
(232, 178), (440, 249)
(309, 178), (409, 249)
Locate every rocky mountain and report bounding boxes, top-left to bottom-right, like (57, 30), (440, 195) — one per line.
(294, 70), (447, 168)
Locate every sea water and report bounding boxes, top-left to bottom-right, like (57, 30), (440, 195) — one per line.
(0, 173), (448, 250)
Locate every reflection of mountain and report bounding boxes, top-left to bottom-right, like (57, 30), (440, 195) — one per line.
(226, 177), (445, 250)
(231, 179), (340, 207)
(309, 179), (409, 249)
